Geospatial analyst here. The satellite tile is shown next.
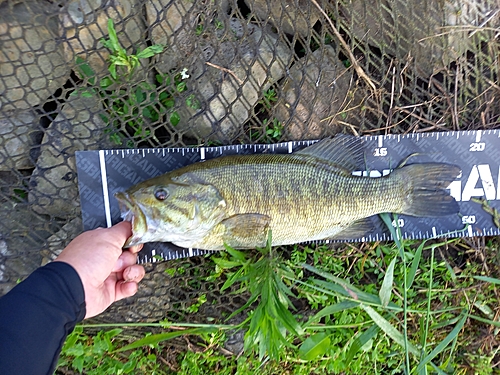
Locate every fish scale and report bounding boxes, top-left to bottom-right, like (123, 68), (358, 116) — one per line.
(177, 155), (400, 245)
(76, 129), (500, 263)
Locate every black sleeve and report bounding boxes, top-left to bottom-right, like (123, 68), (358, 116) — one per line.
(0, 261), (86, 375)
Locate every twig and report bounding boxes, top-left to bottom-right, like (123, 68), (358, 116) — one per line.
(205, 62), (244, 85)
(386, 66), (396, 130)
(453, 62), (460, 130)
(418, 25), (500, 42)
(310, 0), (378, 92)
(469, 9), (500, 37)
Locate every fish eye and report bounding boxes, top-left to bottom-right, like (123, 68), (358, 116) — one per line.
(154, 188), (169, 201)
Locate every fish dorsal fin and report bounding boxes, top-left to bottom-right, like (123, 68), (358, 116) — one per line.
(295, 134), (365, 171)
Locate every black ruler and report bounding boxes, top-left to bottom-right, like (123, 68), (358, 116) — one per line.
(76, 130), (500, 263)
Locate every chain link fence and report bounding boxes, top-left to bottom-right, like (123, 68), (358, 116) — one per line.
(0, 0), (499, 325)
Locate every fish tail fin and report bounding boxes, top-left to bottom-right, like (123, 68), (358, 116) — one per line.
(396, 163), (460, 217)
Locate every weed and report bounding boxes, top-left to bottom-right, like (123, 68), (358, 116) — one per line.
(247, 87), (283, 142)
(74, 19), (199, 147)
(249, 118), (283, 143)
(58, 327), (165, 374)
(100, 19), (164, 80)
(260, 88), (278, 110)
(264, 118), (283, 141)
(214, 19), (224, 30)
(195, 24), (204, 36)
(212, 232), (303, 360)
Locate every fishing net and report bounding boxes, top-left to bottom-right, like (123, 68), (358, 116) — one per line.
(0, 0), (499, 328)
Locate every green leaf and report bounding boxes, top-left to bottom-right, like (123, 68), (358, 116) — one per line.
(220, 267), (245, 292)
(75, 56), (96, 84)
(416, 312), (467, 372)
(212, 257), (241, 270)
(108, 63), (117, 80)
(114, 327), (217, 353)
(346, 324), (379, 363)
(223, 244), (248, 263)
(407, 240), (424, 289)
(73, 356), (84, 373)
(135, 45), (164, 59)
(105, 328), (123, 339)
(306, 300), (359, 326)
(298, 333), (331, 360)
(100, 76), (114, 89)
(163, 98), (175, 108)
(176, 81), (187, 92)
(473, 275), (500, 285)
(361, 304), (419, 356)
(106, 19), (121, 53)
(170, 111), (180, 126)
(134, 86), (146, 103)
(110, 56), (129, 67)
(80, 89), (94, 98)
(379, 257), (396, 307)
(109, 133), (122, 145)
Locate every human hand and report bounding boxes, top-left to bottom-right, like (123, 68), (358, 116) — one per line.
(55, 222), (145, 319)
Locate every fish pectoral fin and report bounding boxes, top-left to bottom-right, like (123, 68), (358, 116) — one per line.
(220, 213), (271, 245)
(327, 217), (375, 240)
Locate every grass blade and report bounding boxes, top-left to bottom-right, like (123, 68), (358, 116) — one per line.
(379, 257), (396, 307)
(304, 264), (383, 305)
(416, 312), (467, 372)
(346, 324), (379, 364)
(407, 241), (424, 289)
(380, 213), (402, 249)
(113, 327), (217, 353)
(361, 305), (419, 356)
(473, 275), (500, 284)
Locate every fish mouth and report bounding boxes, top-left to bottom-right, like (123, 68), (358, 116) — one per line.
(114, 191), (147, 248)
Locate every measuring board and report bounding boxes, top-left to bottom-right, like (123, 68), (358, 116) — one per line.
(76, 130), (500, 264)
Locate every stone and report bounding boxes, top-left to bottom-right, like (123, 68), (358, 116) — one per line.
(40, 217), (83, 265)
(275, 45), (352, 140)
(341, 0), (500, 76)
(244, 0), (321, 37)
(0, 110), (43, 171)
(0, 1), (70, 111)
(0, 201), (59, 296)
(174, 19), (292, 142)
(60, 0), (146, 84)
(146, 0), (230, 73)
(29, 94), (111, 218)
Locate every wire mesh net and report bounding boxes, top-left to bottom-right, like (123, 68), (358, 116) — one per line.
(0, 0), (499, 324)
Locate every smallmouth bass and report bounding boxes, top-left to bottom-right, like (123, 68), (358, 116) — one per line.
(115, 135), (460, 250)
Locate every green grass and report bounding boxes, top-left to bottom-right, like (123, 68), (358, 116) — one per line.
(57, 220), (500, 374)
